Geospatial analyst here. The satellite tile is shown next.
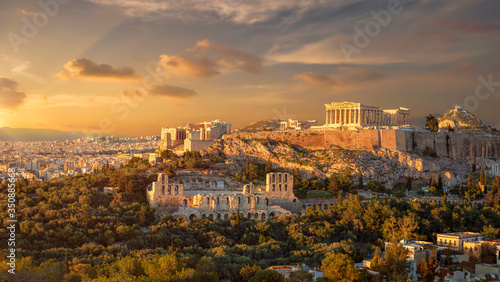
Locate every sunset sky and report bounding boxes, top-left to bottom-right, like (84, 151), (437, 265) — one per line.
(0, 0), (499, 136)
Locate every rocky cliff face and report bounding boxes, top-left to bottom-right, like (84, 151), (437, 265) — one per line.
(438, 106), (487, 131)
(205, 136), (499, 189)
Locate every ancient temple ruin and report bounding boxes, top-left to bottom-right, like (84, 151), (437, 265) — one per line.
(147, 172), (309, 220)
(324, 101), (410, 128)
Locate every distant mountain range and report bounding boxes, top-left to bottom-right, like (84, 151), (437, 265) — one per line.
(0, 127), (121, 142)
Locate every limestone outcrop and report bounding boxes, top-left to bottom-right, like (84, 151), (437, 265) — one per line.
(205, 136), (499, 189)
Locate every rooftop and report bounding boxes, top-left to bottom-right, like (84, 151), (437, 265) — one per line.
(438, 232), (482, 239)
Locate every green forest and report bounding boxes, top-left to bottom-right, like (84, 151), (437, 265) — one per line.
(1, 156), (500, 281)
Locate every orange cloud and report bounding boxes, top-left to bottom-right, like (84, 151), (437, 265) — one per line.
(293, 67), (385, 87)
(191, 39), (263, 74)
(56, 58), (141, 81)
(157, 55), (220, 78)
(157, 39), (263, 78)
(17, 9), (38, 16)
(0, 77), (27, 109)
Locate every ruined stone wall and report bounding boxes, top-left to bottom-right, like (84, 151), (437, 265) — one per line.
(401, 131), (500, 159)
(184, 139), (217, 152)
(226, 130), (500, 160)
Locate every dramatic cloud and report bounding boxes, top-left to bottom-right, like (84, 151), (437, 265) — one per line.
(293, 67), (385, 87)
(190, 39), (263, 74)
(84, 0), (344, 25)
(157, 55), (220, 78)
(0, 77), (27, 109)
(157, 39), (262, 78)
(148, 84), (198, 99)
(56, 59), (140, 81)
(435, 20), (500, 33)
(120, 84), (198, 101)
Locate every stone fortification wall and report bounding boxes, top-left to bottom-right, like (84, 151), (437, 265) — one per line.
(226, 130), (500, 160)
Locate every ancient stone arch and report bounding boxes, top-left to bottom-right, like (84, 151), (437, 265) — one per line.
(217, 213), (221, 220)
(269, 212), (275, 217)
(224, 214), (229, 220)
(202, 214), (206, 219)
(324, 204), (328, 210)
(254, 213), (258, 219)
(189, 214), (197, 221)
(208, 214), (213, 220)
(261, 213), (266, 220)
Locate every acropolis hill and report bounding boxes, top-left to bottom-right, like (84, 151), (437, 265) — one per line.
(229, 102), (500, 160)
(227, 129), (500, 160)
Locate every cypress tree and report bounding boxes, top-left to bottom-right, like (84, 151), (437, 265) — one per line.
(65, 249), (69, 271)
(430, 176), (436, 188)
(236, 209), (240, 226)
(472, 152), (477, 172)
(442, 192), (447, 205)
(437, 173), (443, 191)
(480, 168), (486, 186)
(405, 176), (412, 191)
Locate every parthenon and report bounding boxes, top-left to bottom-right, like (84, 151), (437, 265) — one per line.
(324, 102), (410, 128)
